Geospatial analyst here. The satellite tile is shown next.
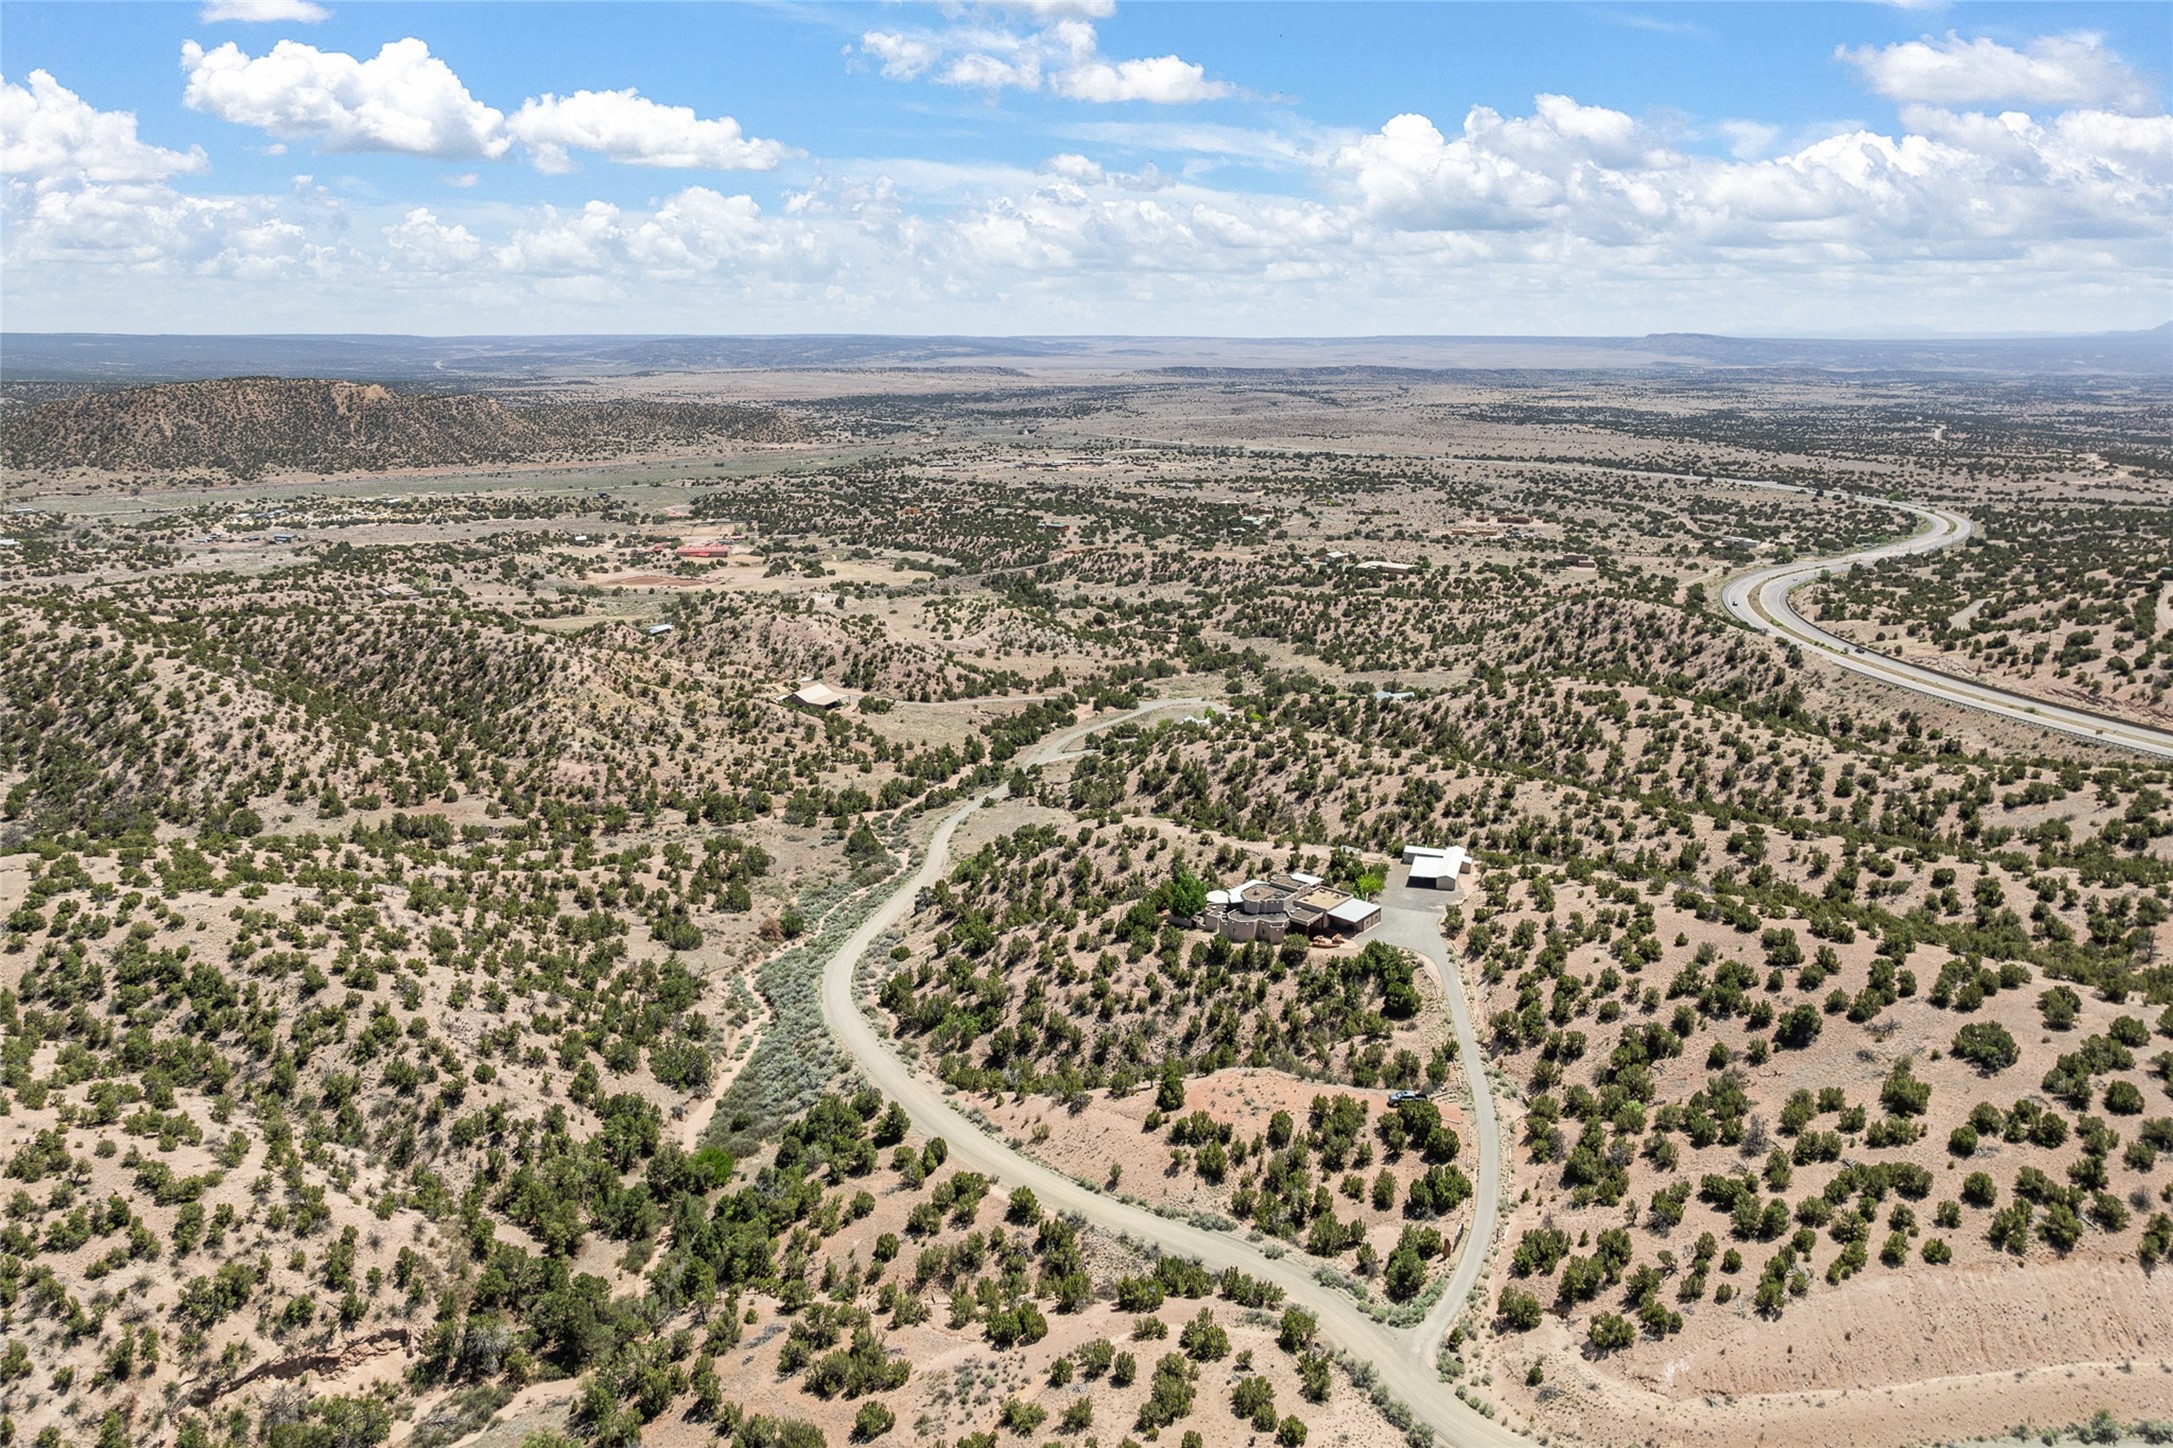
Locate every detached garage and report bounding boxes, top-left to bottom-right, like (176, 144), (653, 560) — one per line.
(1325, 896), (1381, 936)
(790, 683), (847, 710)
(1405, 845), (1469, 890)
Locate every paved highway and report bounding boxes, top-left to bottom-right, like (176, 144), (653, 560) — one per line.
(1719, 490), (2173, 760)
(819, 698), (1532, 1448)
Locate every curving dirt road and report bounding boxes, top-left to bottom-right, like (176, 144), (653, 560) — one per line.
(1371, 885), (1506, 1365)
(819, 697), (1532, 1448)
(1719, 491), (2173, 760)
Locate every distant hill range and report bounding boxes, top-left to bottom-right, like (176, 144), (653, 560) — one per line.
(2, 327), (2166, 384)
(0, 376), (804, 478)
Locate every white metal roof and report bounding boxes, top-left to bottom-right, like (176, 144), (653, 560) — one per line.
(1409, 846), (1469, 877)
(1327, 897), (1379, 923)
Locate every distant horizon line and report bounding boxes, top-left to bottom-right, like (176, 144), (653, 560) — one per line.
(5, 325), (2169, 344)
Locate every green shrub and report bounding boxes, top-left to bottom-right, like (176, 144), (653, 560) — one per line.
(1951, 1022), (2018, 1073)
(1587, 1313), (1635, 1352)
(1496, 1287), (1543, 1332)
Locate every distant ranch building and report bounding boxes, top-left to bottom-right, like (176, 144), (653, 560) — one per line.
(789, 682), (848, 710)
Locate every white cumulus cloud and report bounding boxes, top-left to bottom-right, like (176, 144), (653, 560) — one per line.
(1337, 106), (1608, 232)
(199, 0), (330, 23)
(1042, 152), (1106, 184)
(492, 186), (823, 281)
(383, 207), (483, 271)
(2, 67), (345, 279)
(989, 0), (1117, 19)
(1052, 55), (1232, 105)
(509, 89), (790, 173)
(4, 158), (350, 279)
(862, 31), (940, 81)
(861, 17), (1231, 104)
(953, 173), (1335, 274)
(939, 52), (1043, 94)
(180, 37), (510, 158)
(1333, 91), (2173, 253)
(1838, 32), (2158, 114)
(1717, 120), (1781, 160)
(178, 39), (800, 177)
(3, 69), (209, 183)
(7, 42), (2168, 336)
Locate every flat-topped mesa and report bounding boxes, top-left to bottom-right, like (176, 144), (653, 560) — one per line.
(0, 375), (803, 479)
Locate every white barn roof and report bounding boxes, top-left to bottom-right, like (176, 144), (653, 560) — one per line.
(1409, 846), (1469, 879)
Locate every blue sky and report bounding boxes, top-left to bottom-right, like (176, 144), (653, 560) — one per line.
(3, 1), (2169, 335)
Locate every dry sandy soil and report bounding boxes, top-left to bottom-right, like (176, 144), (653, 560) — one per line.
(980, 1065), (1474, 1262)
